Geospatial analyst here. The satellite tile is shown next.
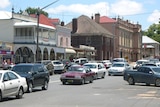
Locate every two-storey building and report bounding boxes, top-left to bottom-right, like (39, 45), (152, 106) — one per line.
(0, 11), (70, 63)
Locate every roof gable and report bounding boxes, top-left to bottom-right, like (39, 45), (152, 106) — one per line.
(30, 14), (55, 28)
(65, 15), (113, 37)
(0, 11), (12, 19)
(100, 16), (117, 23)
(143, 36), (159, 44)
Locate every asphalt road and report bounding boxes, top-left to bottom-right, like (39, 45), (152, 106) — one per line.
(0, 74), (160, 107)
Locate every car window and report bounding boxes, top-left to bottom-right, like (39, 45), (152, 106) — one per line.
(37, 65), (45, 73)
(3, 73), (9, 81)
(8, 72), (18, 80)
(84, 64), (96, 68)
(12, 66), (32, 74)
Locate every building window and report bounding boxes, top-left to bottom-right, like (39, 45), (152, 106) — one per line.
(60, 37), (63, 46)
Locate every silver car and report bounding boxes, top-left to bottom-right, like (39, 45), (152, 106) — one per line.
(0, 70), (28, 101)
(83, 62), (107, 79)
(108, 62), (131, 76)
(52, 60), (65, 74)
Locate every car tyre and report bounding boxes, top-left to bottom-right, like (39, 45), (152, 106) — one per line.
(0, 91), (2, 102)
(28, 82), (33, 93)
(81, 78), (85, 85)
(102, 72), (105, 78)
(42, 80), (48, 90)
(62, 81), (66, 85)
(16, 87), (24, 99)
(155, 79), (160, 87)
(128, 77), (135, 85)
(89, 77), (93, 83)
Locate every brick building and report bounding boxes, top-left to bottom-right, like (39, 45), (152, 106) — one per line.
(65, 15), (114, 60)
(96, 13), (142, 62)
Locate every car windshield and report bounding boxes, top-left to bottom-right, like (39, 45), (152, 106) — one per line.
(84, 64), (96, 68)
(53, 61), (62, 64)
(68, 67), (84, 72)
(112, 63), (124, 67)
(152, 68), (160, 73)
(12, 66), (32, 74)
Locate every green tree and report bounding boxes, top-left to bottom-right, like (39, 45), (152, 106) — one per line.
(17, 7), (49, 17)
(143, 23), (160, 43)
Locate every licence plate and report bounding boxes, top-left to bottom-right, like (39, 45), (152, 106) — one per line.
(67, 80), (73, 83)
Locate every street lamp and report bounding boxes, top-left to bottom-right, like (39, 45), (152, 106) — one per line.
(36, 0), (59, 61)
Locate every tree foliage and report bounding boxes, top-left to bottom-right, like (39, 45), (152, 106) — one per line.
(17, 7), (49, 17)
(143, 23), (160, 43)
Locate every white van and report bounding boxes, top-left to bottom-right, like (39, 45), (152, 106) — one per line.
(74, 58), (88, 65)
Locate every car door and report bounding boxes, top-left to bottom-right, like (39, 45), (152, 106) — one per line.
(32, 65), (42, 86)
(2, 72), (19, 97)
(142, 68), (154, 84)
(97, 64), (104, 77)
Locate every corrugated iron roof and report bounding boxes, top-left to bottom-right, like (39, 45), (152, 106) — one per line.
(143, 36), (159, 44)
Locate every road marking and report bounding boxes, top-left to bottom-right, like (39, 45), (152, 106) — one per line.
(93, 93), (101, 96)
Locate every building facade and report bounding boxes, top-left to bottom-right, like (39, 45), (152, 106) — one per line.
(96, 14), (142, 62)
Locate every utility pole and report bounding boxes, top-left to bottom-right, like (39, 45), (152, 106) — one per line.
(36, 0), (59, 61)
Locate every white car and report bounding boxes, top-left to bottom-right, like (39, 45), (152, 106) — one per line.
(52, 60), (65, 74)
(101, 60), (112, 69)
(0, 70), (28, 101)
(108, 62), (131, 76)
(83, 62), (107, 79)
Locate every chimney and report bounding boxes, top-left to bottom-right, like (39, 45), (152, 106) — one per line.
(61, 21), (64, 26)
(72, 18), (78, 33)
(95, 13), (100, 23)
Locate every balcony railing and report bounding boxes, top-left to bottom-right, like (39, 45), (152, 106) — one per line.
(14, 36), (35, 43)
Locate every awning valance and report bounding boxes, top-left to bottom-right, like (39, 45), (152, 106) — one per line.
(65, 48), (76, 54)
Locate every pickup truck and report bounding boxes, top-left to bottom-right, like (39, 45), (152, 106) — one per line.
(123, 66), (160, 86)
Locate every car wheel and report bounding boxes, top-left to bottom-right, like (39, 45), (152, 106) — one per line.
(101, 72), (105, 78)
(28, 82), (33, 93)
(0, 91), (3, 102)
(94, 74), (98, 79)
(81, 78), (85, 85)
(128, 77), (135, 85)
(155, 79), (160, 87)
(89, 77), (93, 83)
(62, 81), (66, 85)
(16, 87), (24, 99)
(108, 73), (111, 76)
(42, 80), (48, 90)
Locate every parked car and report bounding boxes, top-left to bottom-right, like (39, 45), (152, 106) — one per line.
(112, 58), (127, 63)
(0, 70), (28, 102)
(51, 60), (65, 74)
(11, 63), (50, 93)
(83, 62), (106, 79)
(133, 59), (149, 69)
(36, 60), (54, 75)
(108, 62), (131, 76)
(73, 58), (88, 65)
(100, 60), (112, 69)
(123, 66), (160, 86)
(60, 65), (95, 85)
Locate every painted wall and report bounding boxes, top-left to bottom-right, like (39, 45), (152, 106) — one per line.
(0, 20), (14, 43)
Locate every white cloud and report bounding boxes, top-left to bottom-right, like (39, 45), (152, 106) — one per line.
(46, 2), (110, 17)
(0, 0), (10, 9)
(110, 0), (143, 16)
(147, 10), (160, 24)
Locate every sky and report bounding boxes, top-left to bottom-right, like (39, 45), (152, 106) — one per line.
(1, 0), (160, 30)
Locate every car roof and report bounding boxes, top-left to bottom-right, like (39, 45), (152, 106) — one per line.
(0, 70), (10, 73)
(15, 63), (43, 66)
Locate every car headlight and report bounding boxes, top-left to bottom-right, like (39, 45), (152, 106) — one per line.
(61, 75), (66, 78)
(75, 75), (81, 79)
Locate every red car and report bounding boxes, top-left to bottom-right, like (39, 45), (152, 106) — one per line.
(60, 65), (95, 85)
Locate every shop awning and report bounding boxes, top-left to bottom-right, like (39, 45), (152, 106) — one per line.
(65, 48), (76, 54)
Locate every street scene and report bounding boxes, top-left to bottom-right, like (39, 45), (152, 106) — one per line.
(0, 74), (160, 107)
(0, 0), (160, 107)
